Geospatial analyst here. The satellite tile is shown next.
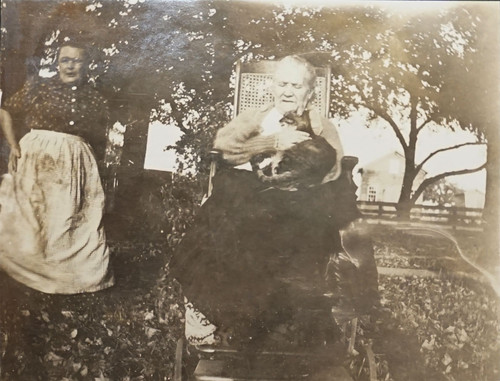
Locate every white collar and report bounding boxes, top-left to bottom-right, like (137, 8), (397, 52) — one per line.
(260, 107), (284, 136)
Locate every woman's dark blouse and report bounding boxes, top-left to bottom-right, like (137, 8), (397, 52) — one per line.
(3, 77), (109, 160)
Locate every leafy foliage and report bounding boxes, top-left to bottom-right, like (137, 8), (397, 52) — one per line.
(0, 242), (184, 380)
(423, 179), (463, 207)
(3, 2), (495, 176)
(2, 224), (498, 380)
(379, 275), (499, 381)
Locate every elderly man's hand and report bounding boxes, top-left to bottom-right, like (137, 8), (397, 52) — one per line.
(274, 129), (311, 151)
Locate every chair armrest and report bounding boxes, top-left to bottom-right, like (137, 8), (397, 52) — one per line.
(341, 156), (358, 173)
(206, 150), (224, 199)
(340, 155), (359, 189)
(208, 149), (223, 163)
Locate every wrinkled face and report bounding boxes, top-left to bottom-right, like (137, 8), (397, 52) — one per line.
(58, 46), (86, 85)
(271, 60), (314, 115)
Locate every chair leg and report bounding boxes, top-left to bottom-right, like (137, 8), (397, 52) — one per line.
(347, 317), (358, 356)
(363, 339), (378, 381)
(174, 338), (184, 381)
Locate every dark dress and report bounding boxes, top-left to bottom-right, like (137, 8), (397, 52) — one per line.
(0, 77), (114, 294)
(2, 77), (109, 160)
(169, 167), (360, 334)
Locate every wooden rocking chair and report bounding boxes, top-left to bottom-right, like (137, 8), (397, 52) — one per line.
(175, 59), (379, 381)
(207, 59), (343, 197)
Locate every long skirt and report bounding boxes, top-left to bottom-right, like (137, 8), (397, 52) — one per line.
(169, 168), (360, 334)
(0, 130), (114, 294)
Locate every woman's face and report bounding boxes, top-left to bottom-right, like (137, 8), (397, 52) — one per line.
(271, 61), (314, 115)
(58, 46), (86, 85)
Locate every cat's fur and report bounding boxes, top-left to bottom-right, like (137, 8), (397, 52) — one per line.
(251, 111), (337, 191)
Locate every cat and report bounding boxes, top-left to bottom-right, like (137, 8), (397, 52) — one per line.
(251, 111), (337, 191)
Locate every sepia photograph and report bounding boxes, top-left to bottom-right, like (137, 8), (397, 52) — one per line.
(0, 1), (499, 380)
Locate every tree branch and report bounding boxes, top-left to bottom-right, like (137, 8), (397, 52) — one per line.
(415, 142), (486, 174)
(408, 96), (419, 151)
(377, 108), (409, 153)
(170, 108), (189, 133)
(410, 162), (487, 204)
(416, 116), (433, 133)
(358, 90), (408, 152)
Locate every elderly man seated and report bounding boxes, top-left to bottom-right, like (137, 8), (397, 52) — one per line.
(169, 55), (376, 346)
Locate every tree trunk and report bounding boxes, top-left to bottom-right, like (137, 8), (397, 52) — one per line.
(397, 149), (417, 220)
(482, 126), (500, 267)
(397, 102), (419, 220)
(397, 182), (414, 220)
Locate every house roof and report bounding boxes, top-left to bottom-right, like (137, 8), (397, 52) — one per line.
(359, 151), (428, 176)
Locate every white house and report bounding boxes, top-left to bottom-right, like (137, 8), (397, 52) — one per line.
(357, 151), (427, 203)
(453, 189), (485, 209)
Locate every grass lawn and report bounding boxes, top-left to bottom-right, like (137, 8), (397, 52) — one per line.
(370, 222), (500, 381)
(0, 223), (498, 380)
(0, 241), (182, 380)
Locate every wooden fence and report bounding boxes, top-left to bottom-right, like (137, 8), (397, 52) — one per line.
(357, 201), (484, 230)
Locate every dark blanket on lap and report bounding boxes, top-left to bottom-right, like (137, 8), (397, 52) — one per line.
(169, 168), (360, 332)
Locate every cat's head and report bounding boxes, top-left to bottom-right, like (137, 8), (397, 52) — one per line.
(279, 111), (314, 135)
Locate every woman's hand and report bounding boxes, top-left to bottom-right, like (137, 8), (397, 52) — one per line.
(0, 109), (21, 171)
(274, 129), (311, 151)
(8, 145), (21, 172)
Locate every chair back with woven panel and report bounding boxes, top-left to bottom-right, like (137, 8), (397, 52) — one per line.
(233, 59), (331, 118)
(206, 58), (337, 199)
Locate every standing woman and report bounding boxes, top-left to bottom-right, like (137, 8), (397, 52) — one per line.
(0, 41), (114, 294)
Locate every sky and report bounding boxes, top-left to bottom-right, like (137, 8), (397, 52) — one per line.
(242, 0), (485, 14)
(143, 121), (183, 172)
(143, 112), (487, 193)
(249, 1), (487, 9)
(140, 0), (492, 195)
(335, 112), (487, 192)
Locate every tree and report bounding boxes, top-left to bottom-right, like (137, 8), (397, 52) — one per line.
(327, 5), (490, 218)
(437, 4), (500, 263)
(423, 178), (462, 207)
(2, 1), (495, 228)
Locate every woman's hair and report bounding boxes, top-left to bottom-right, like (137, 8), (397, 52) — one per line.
(276, 55), (317, 89)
